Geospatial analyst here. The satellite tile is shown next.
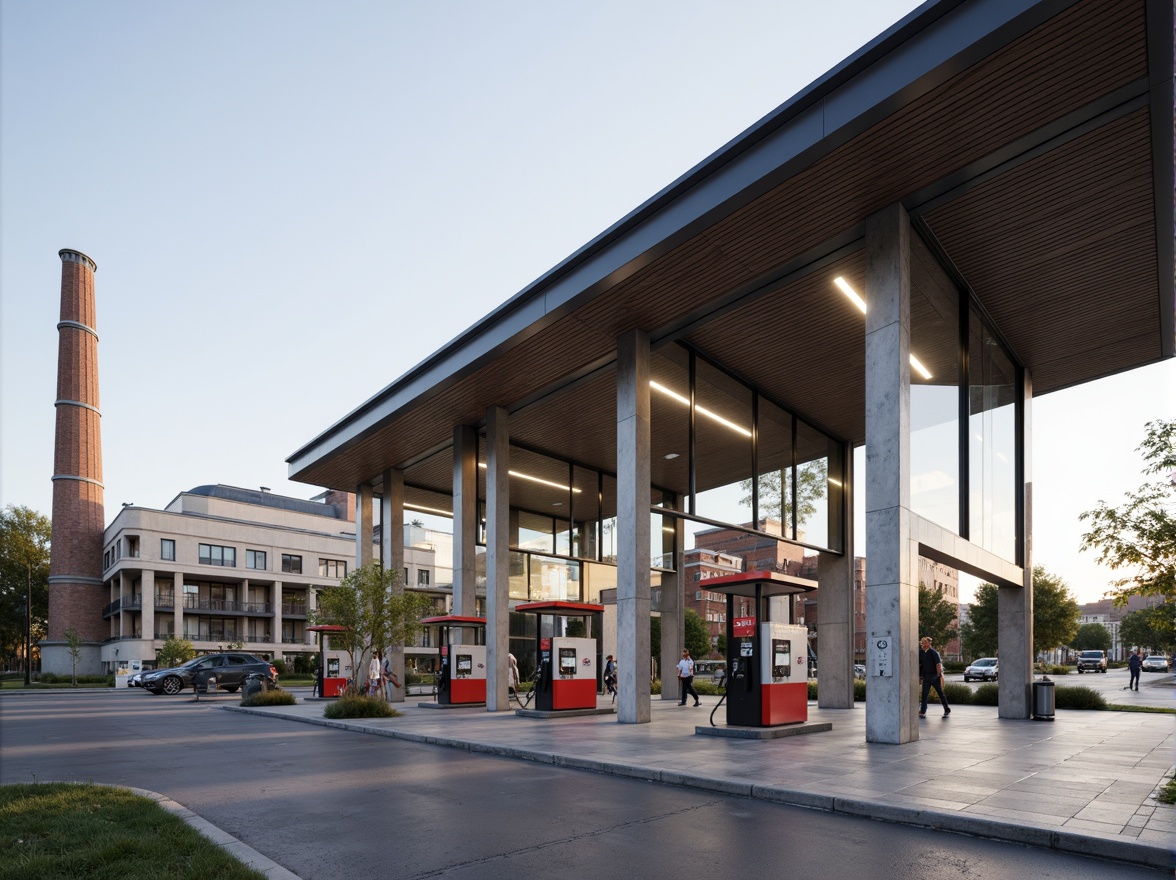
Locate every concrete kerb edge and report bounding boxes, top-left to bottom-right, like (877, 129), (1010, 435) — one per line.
(222, 707), (1174, 870)
(112, 784), (303, 880)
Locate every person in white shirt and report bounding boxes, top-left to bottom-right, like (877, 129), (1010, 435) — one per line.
(676, 649), (700, 707)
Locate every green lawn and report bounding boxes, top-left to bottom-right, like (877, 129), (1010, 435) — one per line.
(0, 783), (266, 880)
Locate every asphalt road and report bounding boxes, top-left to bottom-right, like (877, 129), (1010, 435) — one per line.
(947, 666), (1175, 709)
(0, 691), (1165, 880)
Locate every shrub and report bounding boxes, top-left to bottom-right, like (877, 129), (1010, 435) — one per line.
(651, 678), (662, 695)
(942, 682), (974, 705)
(323, 694), (401, 719)
(1054, 685), (1107, 710)
(972, 682), (1000, 705)
(693, 680), (723, 696)
(292, 654), (315, 675)
(241, 687), (297, 707)
(37, 673), (113, 686)
(1047, 665), (1070, 675)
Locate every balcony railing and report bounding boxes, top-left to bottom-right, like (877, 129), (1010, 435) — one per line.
(155, 593), (175, 609)
(282, 635), (307, 644)
(181, 598), (273, 614)
(281, 603), (308, 617)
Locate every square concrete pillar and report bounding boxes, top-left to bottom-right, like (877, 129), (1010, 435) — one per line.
(864, 203), (919, 744)
(485, 405), (511, 711)
(999, 368), (1033, 718)
(658, 496), (684, 700)
(616, 328), (651, 724)
(382, 468), (406, 703)
(452, 424), (479, 618)
(355, 483), (374, 569)
(817, 441), (855, 709)
(140, 570), (155, 645)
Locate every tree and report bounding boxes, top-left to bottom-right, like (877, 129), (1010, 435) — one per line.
(684, 609), (711, 661)
(64, 628), (82, 685)
(739, 459), (828, 532)
(1080, 419), (1176, 604)
(959, 583), (998, 659)
(0, 505), (51, 681)
(918, 583), (959, 651)
(310, 563), (432, 698)
(1118, 603), (1176, 655)
(1033, 567), (1080, 656)
(959, 567), (1078, 660)
(1070, 623), (1111, 652)
(157, 636), (194, 668)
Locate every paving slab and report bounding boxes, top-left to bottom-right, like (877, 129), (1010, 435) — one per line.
(226, 695), (1175, 869)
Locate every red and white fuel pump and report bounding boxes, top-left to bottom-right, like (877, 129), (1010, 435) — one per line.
(422, 615), (487, 706)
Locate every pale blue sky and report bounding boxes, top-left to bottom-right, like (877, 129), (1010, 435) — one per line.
(2, 0), (1171, 603)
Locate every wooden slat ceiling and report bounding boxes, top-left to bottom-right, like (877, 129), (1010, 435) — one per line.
(297, 0), (1165, 496)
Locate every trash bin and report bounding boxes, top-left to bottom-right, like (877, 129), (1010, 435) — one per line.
(243, 672), (266, 700)
(1032, 677), (1055, 721)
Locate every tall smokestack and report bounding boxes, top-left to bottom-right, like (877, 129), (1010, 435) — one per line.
(44, 249), (105, 675)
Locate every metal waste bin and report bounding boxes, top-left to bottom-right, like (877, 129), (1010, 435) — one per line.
(1032, 677), (1055, 721)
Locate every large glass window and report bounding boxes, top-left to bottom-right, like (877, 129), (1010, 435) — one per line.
(692, 359), (753, 526)
(756, 398), (794, 538)
(198, 544), (235, 567)
(795, 420), (834, 551)
(969, 310), (1018, 561)
(160, 539), (175, 561)
(910, 236), (961, 532)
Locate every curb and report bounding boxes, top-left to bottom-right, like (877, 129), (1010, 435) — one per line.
(225, 704), (1173, 870)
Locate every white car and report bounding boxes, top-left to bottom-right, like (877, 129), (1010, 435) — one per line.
(1141, 655), (1169, 673)
(963, 657), (999, 682)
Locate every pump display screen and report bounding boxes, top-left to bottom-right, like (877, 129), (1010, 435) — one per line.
(456, 654), (472, 676)
(559, 648), (577, 676)
(772, 639), (790, 678)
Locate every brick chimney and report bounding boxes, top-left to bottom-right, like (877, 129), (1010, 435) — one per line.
(44, 249), (105, 674)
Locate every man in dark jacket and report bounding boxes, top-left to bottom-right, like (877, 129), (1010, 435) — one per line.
(1127, 648), (1143, 691)
(919, 637), (951, 718)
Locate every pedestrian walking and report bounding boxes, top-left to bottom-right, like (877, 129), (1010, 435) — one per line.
(677, 649), (700, 707)
(507, 652), (521, 699)
(368, 651), (383, 697)
(918, 637), (950, 717)
(383, 653), (400, 700)
(1127, 647), (1143, 691)
(603, 654), (617, 702)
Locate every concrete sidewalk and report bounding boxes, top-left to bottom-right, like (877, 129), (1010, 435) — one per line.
(230, 694), (1175, 869)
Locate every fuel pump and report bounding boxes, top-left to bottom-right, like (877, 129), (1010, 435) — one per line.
(516, 601), (604, 713)
(704, 571), (816, 728)
(422, 615), (487, 706)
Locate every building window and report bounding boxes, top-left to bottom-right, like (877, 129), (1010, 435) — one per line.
(247, 550), (267, 570)
(282, 554), (302, 574)
(319, 559), (347, 578)
(161, 539), (175, 561)
(198, 544), (236, 567)
(417, 570), (430, 586)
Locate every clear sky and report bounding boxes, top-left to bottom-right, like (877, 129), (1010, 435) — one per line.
(2, 0), (1171, 605)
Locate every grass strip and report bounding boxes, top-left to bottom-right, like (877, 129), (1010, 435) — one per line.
(0, 783), (266, 880)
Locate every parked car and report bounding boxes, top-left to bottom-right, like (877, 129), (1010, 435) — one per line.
(1076, 649), (1107, 673)
(126, 671), (144, 688)
(963, 657), (999, 681)
(142, 653), (278, 695)
(1141, 655), (1170, 673)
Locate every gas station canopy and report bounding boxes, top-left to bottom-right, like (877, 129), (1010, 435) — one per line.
(699, 572), (819, 599)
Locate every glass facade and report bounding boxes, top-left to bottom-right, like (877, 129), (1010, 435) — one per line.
(968, 308), (1018, 561)
(909, 235), (961, 533)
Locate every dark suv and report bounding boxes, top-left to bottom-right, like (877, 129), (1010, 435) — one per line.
(1076, 650), (1107, 673)
(142, 652), (278, 694)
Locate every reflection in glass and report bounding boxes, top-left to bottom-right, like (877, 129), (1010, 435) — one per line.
(529, 555), (581, 602)
(969, 311), (1017, 562)
(693, 359), (753, 525)
(755, 398), (794, 538)
(910, 235), (960, 532)
(794, 420), (831, 549)
(650, 349), (690, 503)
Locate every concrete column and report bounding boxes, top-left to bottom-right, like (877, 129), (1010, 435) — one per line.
(271, 581), (281, 647)
(616, 329), (651, 724)
(817, 441), (855, 709)
(355, 483), (374, 569)
(485, 406), (511, 711)
(658, 497), (684, 701)
(140, 570), (155, 647)
(998, 369), (1033, 718)
(863, 203), (919, 744)
(382, 468), (406, 703)
(452, 425), (478, 618)
(174, 572), (184, 646)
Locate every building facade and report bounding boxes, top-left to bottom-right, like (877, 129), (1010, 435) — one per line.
(99, 485), (448, 673)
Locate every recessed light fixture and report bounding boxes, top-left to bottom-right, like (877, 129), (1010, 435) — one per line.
(650, 381), (752, 437)
(834, 277), (932, 380)
(405, 504), (453, 518)
(477, 462), (582, 493)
